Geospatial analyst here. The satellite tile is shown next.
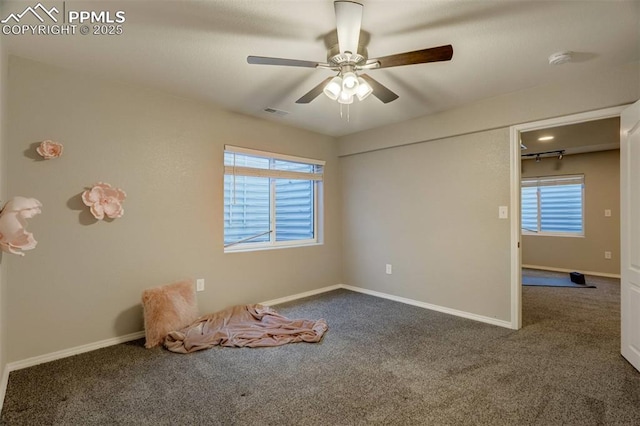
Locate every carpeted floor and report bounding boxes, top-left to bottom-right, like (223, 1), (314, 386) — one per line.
(2, 270), (639, 425)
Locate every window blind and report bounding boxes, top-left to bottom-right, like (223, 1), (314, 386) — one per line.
(521, 175), (583, 188)
(521, 174), (584, 235)
(223, 146), (323, 249)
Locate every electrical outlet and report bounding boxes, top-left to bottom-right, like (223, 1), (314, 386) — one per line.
(604, 251), (612, 260)
(196, 278), (205, 292)
(385, 264), (392, 275)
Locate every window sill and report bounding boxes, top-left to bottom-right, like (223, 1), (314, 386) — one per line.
(224, 241), (323, 254)
(521, 232), (585, 238)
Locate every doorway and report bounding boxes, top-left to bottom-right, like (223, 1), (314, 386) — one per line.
(509, 105), (627, 329)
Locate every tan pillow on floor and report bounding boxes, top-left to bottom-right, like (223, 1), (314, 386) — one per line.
(142, 279), (199, 348)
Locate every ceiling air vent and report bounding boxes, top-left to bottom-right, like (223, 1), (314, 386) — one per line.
(263, 108), (289, 117)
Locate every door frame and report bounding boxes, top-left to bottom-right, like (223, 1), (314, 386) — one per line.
(509, 105), (629, 330)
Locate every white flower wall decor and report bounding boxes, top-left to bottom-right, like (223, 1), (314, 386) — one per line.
(82, 182), (126, 220)
(36, 140), (63, 159)
(0, 197), (42, 256)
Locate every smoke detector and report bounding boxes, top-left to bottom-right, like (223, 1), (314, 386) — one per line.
(548, 51), (573, 66)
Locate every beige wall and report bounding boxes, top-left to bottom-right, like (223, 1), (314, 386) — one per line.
(339, 61), (638, 325)
(341, 129), (512, 321)
(521, 150), (621, 275)
(5, 56), (342, 362)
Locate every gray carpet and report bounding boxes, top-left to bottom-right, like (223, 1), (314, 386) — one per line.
(2, 270), (640, 425)
(522, 274), (597, 288)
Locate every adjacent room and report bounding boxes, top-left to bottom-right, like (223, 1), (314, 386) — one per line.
(520, 118), (621, 290)
(0, 0), (639, 424)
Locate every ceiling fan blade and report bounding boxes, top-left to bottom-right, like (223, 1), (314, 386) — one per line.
(335, 1), (363, 55)
(296, 77), (334, 104)
(247, 56), (320, 68)
(370, 44), (453, 69)
(359, 74), (399, 103)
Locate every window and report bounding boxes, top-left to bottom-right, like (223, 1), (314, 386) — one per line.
(521, 174), (584, 236)
(223, 146), (324, 251)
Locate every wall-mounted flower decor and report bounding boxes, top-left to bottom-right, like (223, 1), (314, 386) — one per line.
(36, 140), (63, 159)
(82, 182), (126, 220)
(0, 197), (42, 256)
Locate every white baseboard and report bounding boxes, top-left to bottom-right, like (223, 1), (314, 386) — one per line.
(522, 264), (621, 279)
(261, 283), (512, 329)
(339, 284), (513, 329)
(260, 284), (342, 306)
(0, 364), (9, 414)
(6, 330), (145, 373)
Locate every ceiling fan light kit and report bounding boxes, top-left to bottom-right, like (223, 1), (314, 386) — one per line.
(342, 71), (358, 91)
(338, 90), (354, 105)
(356, 77), (373, 100)
(323, 76), (342, 100)
(324, 67), (374, 105)
(247, 1), (454, 109)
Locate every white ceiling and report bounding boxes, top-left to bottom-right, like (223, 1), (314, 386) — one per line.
(4, 0), (639, 137)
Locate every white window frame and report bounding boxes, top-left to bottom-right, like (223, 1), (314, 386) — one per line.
(521, 174), (585, 237)
(223, 145), (324, 252)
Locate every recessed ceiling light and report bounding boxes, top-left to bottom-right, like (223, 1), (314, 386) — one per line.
(538, 136), (554, 141)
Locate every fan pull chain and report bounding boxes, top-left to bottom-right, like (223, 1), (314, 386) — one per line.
(338, 103), (351, 122)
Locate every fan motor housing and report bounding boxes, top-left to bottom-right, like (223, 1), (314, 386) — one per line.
(327, 44), (368, 67)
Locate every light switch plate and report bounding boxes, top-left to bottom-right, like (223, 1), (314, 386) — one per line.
(605, 209), (612, 217)
(196, 279), (205, 292)
(499, 206), (508, 219)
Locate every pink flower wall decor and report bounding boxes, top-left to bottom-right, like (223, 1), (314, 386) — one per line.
(82, 182), (126, 220)
(36, 140), (63, 159)
(0, 197), (42, 256)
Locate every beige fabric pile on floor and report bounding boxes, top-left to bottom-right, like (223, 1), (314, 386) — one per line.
(164, 304), (328, 353)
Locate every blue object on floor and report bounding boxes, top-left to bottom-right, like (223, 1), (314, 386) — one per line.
(522, 275), (596, 288)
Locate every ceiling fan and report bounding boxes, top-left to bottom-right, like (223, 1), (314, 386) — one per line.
(247, 1), (453, 105)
